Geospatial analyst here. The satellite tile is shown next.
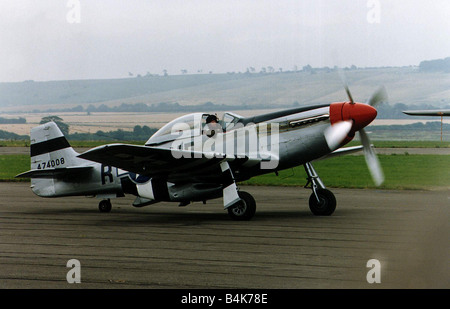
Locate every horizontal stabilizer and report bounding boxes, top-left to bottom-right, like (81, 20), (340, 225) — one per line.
(15, 166), (93, 179)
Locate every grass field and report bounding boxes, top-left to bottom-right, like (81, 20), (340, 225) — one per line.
(2, 154), (449, 190)
(0, 155), (30, 182)
(243, 155), (450, 190)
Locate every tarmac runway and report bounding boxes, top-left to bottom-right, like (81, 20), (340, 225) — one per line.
(0, 183), (448, 289)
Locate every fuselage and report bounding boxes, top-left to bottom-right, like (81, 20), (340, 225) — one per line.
(143, 101), (376, 182)
(24, 101), (377, 205)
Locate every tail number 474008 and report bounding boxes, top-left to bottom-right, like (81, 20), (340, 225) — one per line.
(37, 158), (65, 169)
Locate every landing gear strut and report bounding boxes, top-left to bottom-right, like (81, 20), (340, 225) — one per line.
(99, 199), (112, 213)
(304, 162), (336, 216)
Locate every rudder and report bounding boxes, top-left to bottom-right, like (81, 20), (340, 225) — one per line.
(17, 122), (122, 199)
(30, 121), (80, 170)
(25, 122), (84, 197)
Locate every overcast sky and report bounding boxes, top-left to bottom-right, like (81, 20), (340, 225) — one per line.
(1, 0), (450, 82)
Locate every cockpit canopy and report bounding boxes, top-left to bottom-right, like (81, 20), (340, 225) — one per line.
(145, 112), (243, 145)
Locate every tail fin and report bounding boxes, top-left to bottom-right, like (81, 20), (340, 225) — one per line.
(17, 122), (121, 198)
(16, 121), (91, 181)
(16, 122), (94, 197)
(29, 121), (80, 170)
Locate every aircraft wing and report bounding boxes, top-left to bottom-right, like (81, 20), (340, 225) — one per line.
(15, 166), (93, 178)
(314, 145), (364, 161)
(78, 144), (244, 180)
(403, 110), (450, 116)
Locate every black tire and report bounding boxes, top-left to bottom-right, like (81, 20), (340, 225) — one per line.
(227, 191), (256, 221)
(309, 189), (336, 216)
(99, 199), (112, 213)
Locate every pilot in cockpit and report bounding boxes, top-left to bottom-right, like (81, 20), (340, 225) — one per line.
(204, 114), (222, 137)
(206, 114), (218, 124)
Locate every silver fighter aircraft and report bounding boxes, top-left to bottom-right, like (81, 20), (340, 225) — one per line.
(17, 85), (387, 220)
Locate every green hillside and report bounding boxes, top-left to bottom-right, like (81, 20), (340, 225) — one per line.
(1, 66), (450, 112)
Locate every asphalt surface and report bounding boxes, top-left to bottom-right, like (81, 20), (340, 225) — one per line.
(0, 183), (448, 289)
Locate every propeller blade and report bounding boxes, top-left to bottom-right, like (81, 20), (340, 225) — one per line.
(359, 128), (384, 186)
(324, 121), (353, 151)
(338, 69), (354, 104)
(344, 85), (355, 105)
(366, 85), (388, 107)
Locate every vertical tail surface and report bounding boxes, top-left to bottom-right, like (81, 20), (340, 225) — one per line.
(30, 121), (80, 170)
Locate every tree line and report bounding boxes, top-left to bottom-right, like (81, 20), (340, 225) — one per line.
(371, 121), (450, 131)
(68, 125), (157, 141)
(30, 101), (449, 119)
(39, 116), (158, 141)
(0, 117), (26, 124)
(419, 57), (450, 72)
(30, 101), (261, 114)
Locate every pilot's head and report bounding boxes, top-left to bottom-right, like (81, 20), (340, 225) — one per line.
(206, 114), (218, 124)
(204, 114), (221, 137)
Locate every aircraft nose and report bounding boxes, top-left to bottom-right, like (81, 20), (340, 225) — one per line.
(348, 103), (377, 131)
(330, 102), (377, 132)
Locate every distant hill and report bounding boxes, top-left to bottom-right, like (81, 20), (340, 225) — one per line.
(419, 57), (450, 73)
(1, 65), (450, 112)
(0, 74), (239, 110)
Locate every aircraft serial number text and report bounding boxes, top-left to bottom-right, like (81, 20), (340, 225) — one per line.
(37, 158), (65, 169)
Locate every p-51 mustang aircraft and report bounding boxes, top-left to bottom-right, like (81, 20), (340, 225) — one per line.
(17, 84), (387, 220)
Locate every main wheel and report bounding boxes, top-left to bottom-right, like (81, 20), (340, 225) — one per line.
(99, 199), (112, 213)
(227, 191), (256, 221)
(309, 188), (336, 216)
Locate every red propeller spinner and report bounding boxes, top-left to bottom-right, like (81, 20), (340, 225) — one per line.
(329, 102), (377, 145)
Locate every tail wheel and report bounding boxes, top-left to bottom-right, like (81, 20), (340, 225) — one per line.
(309, 189), (336, 216)
(227, 191), (256, 221)
(99, 199), (112, 213)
